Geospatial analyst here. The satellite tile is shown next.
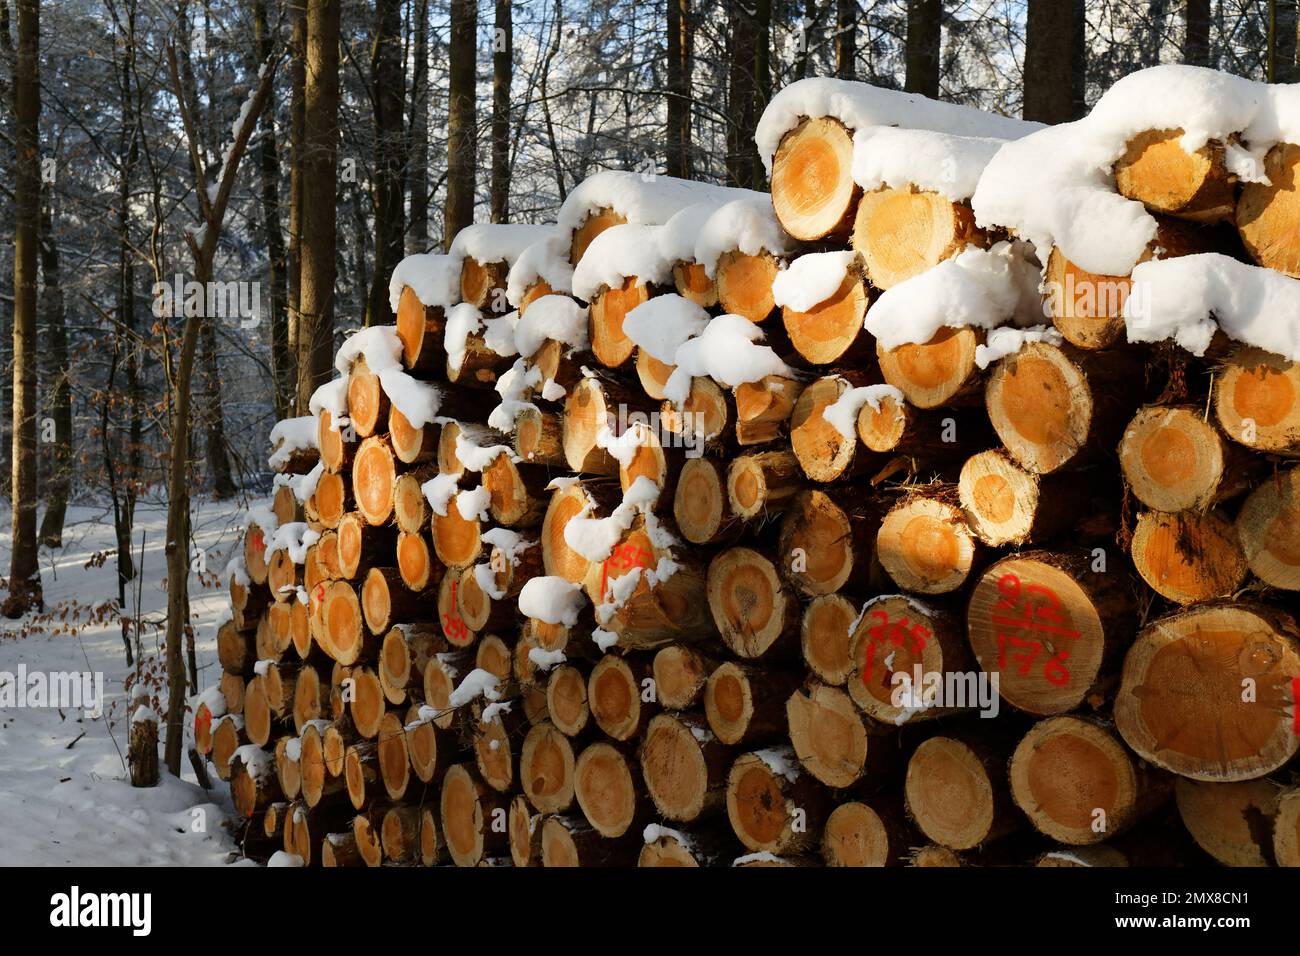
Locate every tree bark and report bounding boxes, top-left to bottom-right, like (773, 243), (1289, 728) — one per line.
(1272, 0), (1299, 83)
(254, 0), (291, 419)
(4, 0), (41, 617)
(445, 0), (478, 248)
(666, 0), (691, 179)
(1183, 0), (1209, 66)
(366, 0), (405, 327)
(408, 0), (429, 252)
(288, 0), (306, 392)
(835, 0), (856, 78)
(491, 0), (512, 221)
(904, 0), (940, 97)
(726, 0), (769, 189)
(37, 185), (70, 548)
(1023, 0), (1086, 123)
(297, 0), (340, 412)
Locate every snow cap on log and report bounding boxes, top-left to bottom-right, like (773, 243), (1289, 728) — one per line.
(557, 170), (759, 247)
(851, 127), (1005, 202)
(388, 251), (461, 313)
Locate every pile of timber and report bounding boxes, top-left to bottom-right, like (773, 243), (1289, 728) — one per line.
(204, 74), (1300, 869)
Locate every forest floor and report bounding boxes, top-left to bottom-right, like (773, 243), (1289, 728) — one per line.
(0, 496), (255, 866)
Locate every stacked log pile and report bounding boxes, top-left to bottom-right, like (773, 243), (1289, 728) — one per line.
(205, 69), (1300, 868)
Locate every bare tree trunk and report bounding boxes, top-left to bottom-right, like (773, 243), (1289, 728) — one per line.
(1023, 0), (1085, 123)
(1270, 0), (1299, 82)
(835, 0), (856, 79)
(666, 0), (690, 178)
(904, 0), (940, 97)
(407, 0), (429, 252)
(1183, 0), (1210, 66)
(288, 0), (307, 409)
(255, 0), (291, 419)
(297, 0), (339, 412)
(491, 0), (512, 221)
(445, 0), (478, 248)
(36, 185), (69, 548)
(366, 0), (405, 327)
(4, 0), (41, 618)
(726, 0), (768, 190)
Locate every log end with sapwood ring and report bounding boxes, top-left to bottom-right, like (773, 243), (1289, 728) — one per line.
(546, 664), (590, 737)
(652, 644), (717, 710)
(877, 327), (980, 410)
(395, 285), (446, 373)
(390, 406), (438, 465)
(638, 830), (700, 867)
(1213, 347), (1300, 456)
(771, 116), (859, 241)
(725, 751), (822, 855)
(588, 654), (651, 741)
(1118, 405), (1235, 512)
(440, 763), (502, 867)
(785, 683), (869, 790)
(904, 736), (1009, 851)
(396, 531), (438, 593)
(1130, 509), (1247, 605)
(778, 488), (871, 597)
(1237, 141), (1300, 275)
(430, 492), (483, 570)
(590, 276), (649, 368)
(508, 794), (539, 867)
(1043, 247), (1133, 350)
(958, 448), (1057, 548)
(570, 207), (627, 265)
(706, 547), (799, 659)
(1175, 777), (1280, 867)
(574, 741), (640, 838)
(347, 358), (389, 438)
(1116, 602), (1300, 782)
(460, 257), (508, 308)
(790, 375), (859, 482)
(781, 269), (871, 366)
(984, 341), (1093, 473)
(1114, 128), (1235, 223)
(673, 259), (718, 307)
(351, 437), (396, 525)
(313, 470), (351, 529)
(377, 710), (410, 800)
(349, 668), (386, 740)
(801, 593), (857, 686)
(728, 450), (802, 522)
(851, 187), (983, 290)
(822, 801), (911, 867)
(520, 720), (576, 813)
(876, 489), (975, 595)
(716, 249), (779, 323)
(639, 712), (724, 823)
(1009, 716), (1159, 845)
(1272, 787), (1300, 868)
(673, 457), (736, 545)
(1235, 465), (1300, 590)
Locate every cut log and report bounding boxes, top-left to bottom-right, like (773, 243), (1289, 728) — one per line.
(300, 721), (345, 808)
(1273, 787), (1300, 868)
(272, 483), (302, 526)
(243, 675), (279, 747)
(219, 672), (245, 716)
(673, 457), (741, 545)
(1236, 465), (1300, 590)
(230, 750), (282, 821)
(322, 720), (349, 777)
(704, 662), (799, 746)
(639, 712), (729, 823)
(530, 338), (587, 400)
(291, 664), (329, 733)
(546, 662), (592, 737)
(706, 547), (800, 659)
(460, 257), (509, 309)
(734, 376), (804, 446)
(313, 470), (353, 529)
(244, 523), (272, 586)
(599, 560), (714, 651)
(985, 341), (1143, 473)
(848, 594), (974, 724)
(852, 187), (985, 290)
(1130, 509), (1248, 604)
(569, 206), (627, 265)
(877, 327), (981, 410)
(672, 259), (718, 308)
(660, 377), (733, 454)
(1119, 404), (1261, 512)
(910, 845), (963, 867)
(380, 804), (423, 864)
(967, 550), (1135, 716)
(904, 734), (1021, 850)
(590, 276), (651, 368)
(617, 423), (682, 499)
(801, 593), (857, 687)
(520, 720), (577, 813)
(588, 654), (656, 741)
(347, 358), (389, 438)
(726, 749), (830, 854)
(785, 683), (880, 790)
(377, 710), (410, 800)
(634, 346), (676, 401)
(958, 449), (1086, 547)
(540, 815), (640, 867)
(1213, 346), (1300, 456)
(728, 450), (802, 522)
(395, 284), (446, 374)
(789, 374), (875, 483)
(217, 619), (255, 676)
(360, 567), (429, 635)
(483, 453), (548, 527)
(337, 511), (396, 579)
(508, 794), (541, 867)
(1240, 141), (1300, 272)
(1009, 715), (1170, 845)
(514, 406), (567, 467)
(822, 800), (914, 867)
(395, 531), (440, 593)
(389, 406), (439, 465)
(343, 741), (381, 810)
(875, 486), (978, 595)
(1175, 777), (1280, 867)
(574, 741), (646, 837)
(351, 437), (397, 525)
(317, 409), (358, 474)
(349, 667), (387, 740)
(781, 267), (872, 365)
(440, 763), (509, 867)
(210, 714), (248, 781)
(471, 701), (518, 793)
(315, 581), (369, 665)
(430, 491), (485, 570)
(352, 805), (385, 867)
(770, 116), (859, 241)
(485, 536), (543, 600)
(778, 489), (882, 597)
(1115, 602), (1300, 781)
(716, 249), (780, 323)
(423, 650), (471, 730)
(563, 375), (648, 476)
(1114, 128), (1235, 223)
(652, 645), (719, 710)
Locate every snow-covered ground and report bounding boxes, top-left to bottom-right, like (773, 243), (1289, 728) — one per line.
(0, 496), (254, 866)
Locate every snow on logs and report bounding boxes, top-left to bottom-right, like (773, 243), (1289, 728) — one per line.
(213, 63), (1300, 870)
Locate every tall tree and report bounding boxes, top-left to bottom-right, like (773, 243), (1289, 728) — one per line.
(666, 0), (691, 178)
(1023, 0), (1086, 123)
(296, 0), (340, 412)
(1270, 0), (1298, 82)
(288, 0), (307, 402)
(4, 0), (41, 617)
(408, 0), (429, 251)
(445, 0), (478, 247)
(366, 0), (405, 326)
(904, 0), (941, 97)
(1184, 0), (1210, 66)
(36, 183), (69, 547)
(726, 0), (770, 190)
(835, 0), (856, 79)
(254, 0), (291, 418)
(491, 0), (512, 220)
(162, 43), (277, 775)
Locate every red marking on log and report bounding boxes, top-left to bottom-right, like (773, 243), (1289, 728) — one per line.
(991, 572), (1077, 687)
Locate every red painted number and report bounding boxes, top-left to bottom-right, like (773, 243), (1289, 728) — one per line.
(991, 572), (1079, 686)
